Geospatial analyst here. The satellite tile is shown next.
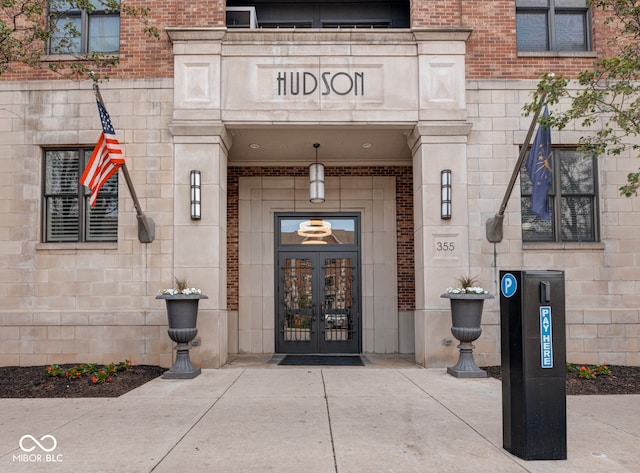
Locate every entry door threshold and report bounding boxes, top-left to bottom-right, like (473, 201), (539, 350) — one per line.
(272, 354), (367, 366)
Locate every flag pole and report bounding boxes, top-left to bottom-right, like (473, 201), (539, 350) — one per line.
(92, 82), (155, 243)
(485, 92), (547, 243)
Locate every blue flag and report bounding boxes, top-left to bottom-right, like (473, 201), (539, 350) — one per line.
(525, 106), (553, 220)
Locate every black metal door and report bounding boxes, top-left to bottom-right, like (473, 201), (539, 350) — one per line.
(277, 251), (360, 354)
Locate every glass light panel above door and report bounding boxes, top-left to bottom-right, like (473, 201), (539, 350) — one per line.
(279, 217), (356, 245)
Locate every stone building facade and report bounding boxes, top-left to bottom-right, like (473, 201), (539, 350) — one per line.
(0, 0), (638, 368)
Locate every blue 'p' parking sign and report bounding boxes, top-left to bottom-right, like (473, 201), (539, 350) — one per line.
(501, 273), (517, 298)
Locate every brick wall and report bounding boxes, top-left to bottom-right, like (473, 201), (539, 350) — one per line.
(461, 0), (619, 79)
(0, 1), (625, 82)
(227, 166), (415, 312)
(411, 0), (461, 27)
(0, 0), (225, 81)
(175, 0), (226, 26)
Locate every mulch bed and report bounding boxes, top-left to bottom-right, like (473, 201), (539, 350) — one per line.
(483, 365), (640, 395)
(0, 364), (167, 398)
(2, 363), (640, 398)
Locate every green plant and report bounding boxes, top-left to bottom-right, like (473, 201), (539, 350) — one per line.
(524, 2), (640, 198)
(175, 277), (188, 292)
(567, 362), (611, 379)
(595, 363), (611, 376)
(45, 364), (64, 377)
(44, 359), (132, 383)
(457, 274), (480, 288)
(65, 365), (85, 378)
(117, 359), (132, 371)
(91, 369), (113, 384)
(578, 366), (597, 379)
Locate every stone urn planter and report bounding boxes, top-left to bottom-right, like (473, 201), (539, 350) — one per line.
(156, 293), (208, 379)
(441, 292), (494, 378)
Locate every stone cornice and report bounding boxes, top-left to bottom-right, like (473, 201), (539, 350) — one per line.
(165, 27), (473, 46)
(166, 28), (227, 43)
(412, 28), (473, 42)
(224, 29), (417, 45)
(168, 121), (233, 151)
(407, 122), (473, 151)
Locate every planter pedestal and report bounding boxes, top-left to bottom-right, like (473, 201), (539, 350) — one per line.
(156, 294), (208, 379)
(165, 327), (201, 379)
(441, 293), (494, 378)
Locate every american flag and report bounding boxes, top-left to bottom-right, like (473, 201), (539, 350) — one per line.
(80, 97), (125, 207)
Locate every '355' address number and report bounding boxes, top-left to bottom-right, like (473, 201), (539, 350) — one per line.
(435, 241), (455, 252)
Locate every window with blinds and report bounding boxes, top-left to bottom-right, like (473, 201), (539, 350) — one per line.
(516, 0), (591, 52)
(43, 148), (118, 242)
(520, 148), (598, 242)
(48, 0), (121, 55)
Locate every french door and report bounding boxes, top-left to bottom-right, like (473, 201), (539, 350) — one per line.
(277, 251), (360, 354)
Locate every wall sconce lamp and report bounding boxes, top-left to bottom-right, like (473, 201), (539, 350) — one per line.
(309, 143), (325, 204)
(190, 170), (201, 220)
(441, 169), (452, 220)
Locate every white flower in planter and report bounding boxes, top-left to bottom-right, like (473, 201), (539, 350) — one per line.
(158, 277), (202, 296)
(445, 275), (490, 295)
(446, 286), (489, 295)
(158, 287), (202, 296)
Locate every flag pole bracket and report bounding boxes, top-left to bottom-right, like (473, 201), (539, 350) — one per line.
(486, 214), (504, 243)
(137, 214), (155, 244)
(120, 163), (155, 243)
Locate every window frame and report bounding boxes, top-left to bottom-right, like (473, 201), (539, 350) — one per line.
(520, 147), (599, 243)
(276, 214), (360, 248)
(48, 1), (121, 55)
(515, 0), (592, 53)
(225, 0), (410, 29)
(42, 147), (119, 243)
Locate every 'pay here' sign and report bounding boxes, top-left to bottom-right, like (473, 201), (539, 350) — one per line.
(540, 306), (553, 368)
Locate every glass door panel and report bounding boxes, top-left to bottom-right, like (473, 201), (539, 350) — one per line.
(277, 251), (359, 354)
(282, 257), (314, 343)
(322, 257), (354, 344)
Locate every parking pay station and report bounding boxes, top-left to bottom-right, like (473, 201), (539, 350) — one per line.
(499, 270), (566, 460)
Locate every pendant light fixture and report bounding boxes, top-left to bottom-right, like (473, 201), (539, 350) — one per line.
(309, 143), (325, 204)
(297, 219), (332, 244)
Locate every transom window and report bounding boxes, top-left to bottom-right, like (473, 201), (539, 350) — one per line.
(43, 148), (118, 243)
(48, 0), (120, 54)
(516, 0), (591, 52)
(520, 148), (598, 242)
(278, 216), (358, 246)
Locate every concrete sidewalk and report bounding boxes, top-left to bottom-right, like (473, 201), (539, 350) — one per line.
(1, 355), (639, 473)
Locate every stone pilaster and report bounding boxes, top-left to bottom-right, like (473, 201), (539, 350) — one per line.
(167, 28), (230, 368)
